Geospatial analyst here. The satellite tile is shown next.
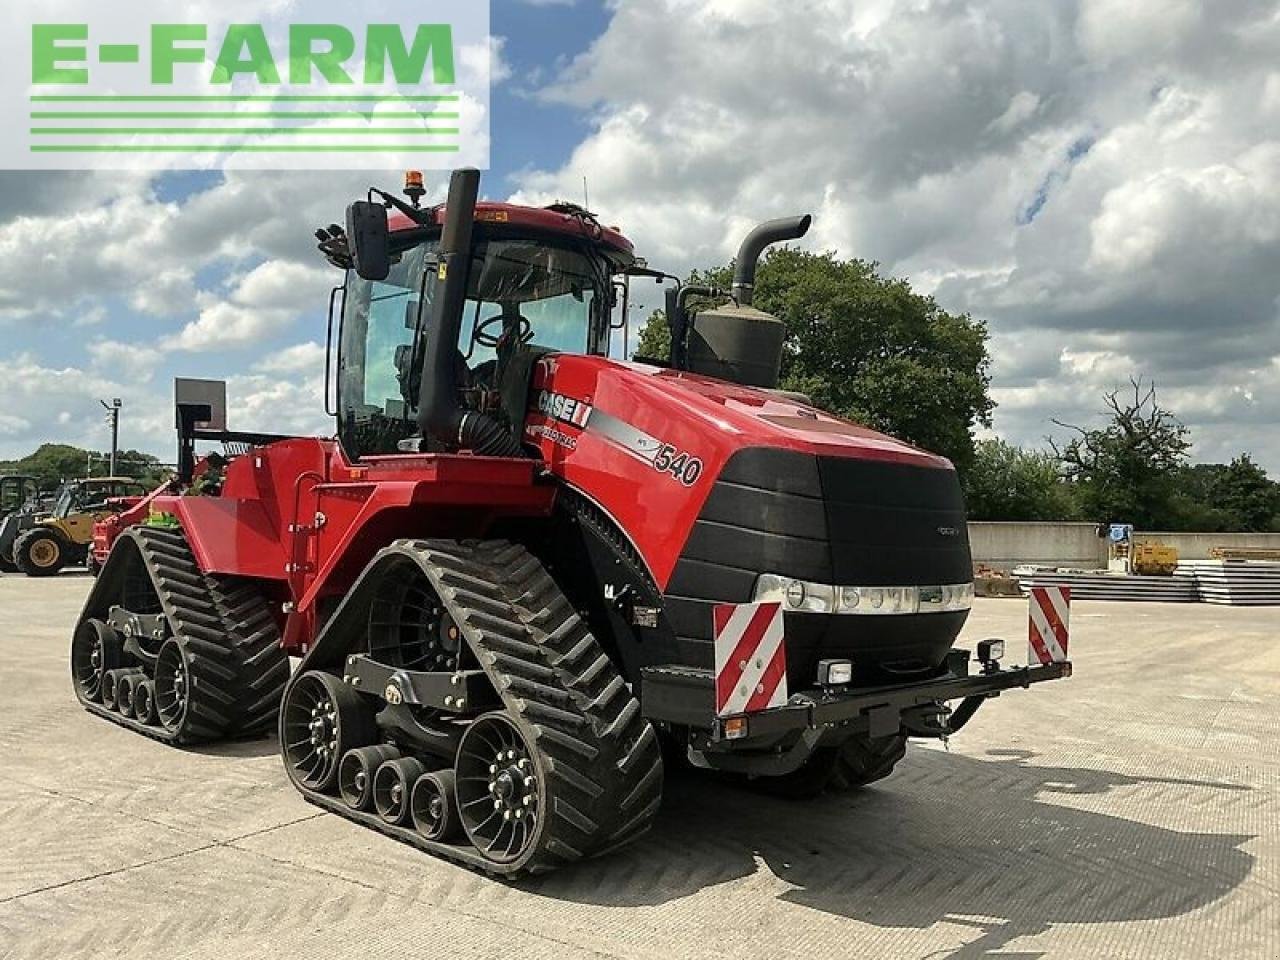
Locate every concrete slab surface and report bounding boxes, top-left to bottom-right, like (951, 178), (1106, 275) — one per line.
(1, 570), (1276, 959)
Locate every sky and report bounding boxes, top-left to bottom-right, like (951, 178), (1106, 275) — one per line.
(1, 0), (1278, 474)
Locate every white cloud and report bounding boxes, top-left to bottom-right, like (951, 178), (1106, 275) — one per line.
(253, 341), (327, 375)
(87, 340), (163, 381)
(226, 372), (331, 439)
(513, 0), (1280, 471)
(164, 261), (331, 352)
(0, 352), (172, 457)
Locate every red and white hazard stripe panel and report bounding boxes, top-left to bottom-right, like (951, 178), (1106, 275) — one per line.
(713, 602), (787, 717)
(1028, 585), (1070, 665)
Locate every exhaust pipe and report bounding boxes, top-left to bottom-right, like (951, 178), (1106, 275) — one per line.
(416, 168), (521, 457)
(730, 215), (812, 306)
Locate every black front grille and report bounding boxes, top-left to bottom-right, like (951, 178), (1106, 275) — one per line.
(663, 447), (972, 682)
(819, 455), (971, 585)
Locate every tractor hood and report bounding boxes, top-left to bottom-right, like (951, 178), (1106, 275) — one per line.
(642, 365), (951, 469)
(526, 353), (966, 590)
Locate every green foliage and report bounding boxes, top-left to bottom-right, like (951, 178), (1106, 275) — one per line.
(631, 248), (994, 470)
(1171, 455), (1280, 532)
(1047, 381), (1279, 531)
(964, 439), (1080, 521)
(1050, 379), (1191, 528)
(0, 443), (167, 490)
(634, 308), (671, 360)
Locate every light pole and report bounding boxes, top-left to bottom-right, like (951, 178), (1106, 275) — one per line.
(100, 398), (121, 476)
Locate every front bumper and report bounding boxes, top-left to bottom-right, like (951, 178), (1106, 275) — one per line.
(642, 648), (1071, 742)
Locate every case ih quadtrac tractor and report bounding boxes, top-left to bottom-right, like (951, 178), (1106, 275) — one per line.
(72, 168), (1069, 874)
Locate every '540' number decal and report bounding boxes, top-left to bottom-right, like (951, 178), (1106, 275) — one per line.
(653, 444), (703, 486)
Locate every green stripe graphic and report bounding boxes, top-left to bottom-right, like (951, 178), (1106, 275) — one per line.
(31, 144), (462, 153)
(30, 95), (460, 103)
(31, 111), (460, 120)
(31, 128), (460, 136)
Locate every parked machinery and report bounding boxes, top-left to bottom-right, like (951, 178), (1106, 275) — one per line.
(72, 168), (1069, 873)
(3, 477), (146, 576)
(0, 475), (41, 572)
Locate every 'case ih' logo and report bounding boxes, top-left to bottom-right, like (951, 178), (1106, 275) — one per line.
(536, 390), (592, 428)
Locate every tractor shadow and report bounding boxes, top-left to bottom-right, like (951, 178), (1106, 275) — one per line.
(189, 734), (281, 760)
(526, 747), (1255, 957)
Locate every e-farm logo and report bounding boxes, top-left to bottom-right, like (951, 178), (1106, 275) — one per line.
(3, 1), (489, 170)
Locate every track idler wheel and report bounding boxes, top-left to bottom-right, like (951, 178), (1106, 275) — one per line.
(373, 758), (427, 826)
(339, 745), (400, 812)
(102, 668), (137, 713)
(282, 671), (377, 793)
(133, 680), (157, 724)
(411, 769), (460, 842)
(71, 619), (121, 703)
(455, 713), (543, 865)
(153, 638), (193, 735)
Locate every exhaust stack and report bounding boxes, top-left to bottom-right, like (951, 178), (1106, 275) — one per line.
(416, 168), (522, 457)
(685, 214), (812, 388)
(730, 215), (812, 306)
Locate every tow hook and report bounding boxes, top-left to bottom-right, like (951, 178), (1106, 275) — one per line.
(901, 702), (954, 738)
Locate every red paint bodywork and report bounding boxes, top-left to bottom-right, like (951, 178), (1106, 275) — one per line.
(387, 202), (634, 258)
(99, 350), (946, 655)
(98, 207), (954, 655)
(136, 443), (553, 651)
(526, 354), (951, 589)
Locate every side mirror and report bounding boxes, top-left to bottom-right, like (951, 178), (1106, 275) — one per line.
(346, 200), (391, 282)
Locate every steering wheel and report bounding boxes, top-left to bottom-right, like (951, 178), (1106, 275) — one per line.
(474, 313), (534, 350)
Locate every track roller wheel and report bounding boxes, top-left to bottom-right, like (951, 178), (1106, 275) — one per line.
(411, 769), (460, 842)
(282, 671), (377, 793)
(71, 619), (121, 703)
(102, 668), (135, 712)
(456, 712), (545, 865)
(339, 745), (401, 811)
(133, 679), (157, 724)
(116, 671), (145, 717)
(373, 757), (428, 826)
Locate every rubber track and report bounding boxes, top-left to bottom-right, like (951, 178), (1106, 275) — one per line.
(829, 733), (908, 790)
(288, 539), (664, 876)
(75, 526), (289, 744)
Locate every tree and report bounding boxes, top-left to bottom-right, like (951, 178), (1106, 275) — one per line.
(2, 443), (90, 489)
(634, 308), (670, 360)
(632, 248), (993, 470)
(0, 443), (168, 490)
(1050, 379), (1190, 528)
(1205, 455), (1279, 532)
(964, 439), (1079, 521)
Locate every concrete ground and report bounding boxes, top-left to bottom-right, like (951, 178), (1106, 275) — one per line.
(0, 573), (1276, 960)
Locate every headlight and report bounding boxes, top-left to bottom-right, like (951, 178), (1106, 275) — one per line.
(753, 576), (974, 616)
(817, 659), (854, 685)
(756, 575), (836, 613)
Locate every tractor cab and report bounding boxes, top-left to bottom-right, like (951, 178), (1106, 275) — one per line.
(329, 193), (635, 459)
(48, 477), (147, 518)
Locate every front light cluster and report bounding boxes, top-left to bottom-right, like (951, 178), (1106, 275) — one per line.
(755, 575), (974, 615)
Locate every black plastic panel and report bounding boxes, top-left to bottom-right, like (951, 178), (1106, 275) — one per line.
(665, 446), (973, 682)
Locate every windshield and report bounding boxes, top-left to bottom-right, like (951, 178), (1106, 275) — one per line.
(53, 486), (75, 516)
(338, 235), (611, 458)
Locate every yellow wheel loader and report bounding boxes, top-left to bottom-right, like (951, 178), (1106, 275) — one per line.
(11, 478), (147, 577)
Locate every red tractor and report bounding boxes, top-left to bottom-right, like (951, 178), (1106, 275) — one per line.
(73, 168), (1069, 874)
